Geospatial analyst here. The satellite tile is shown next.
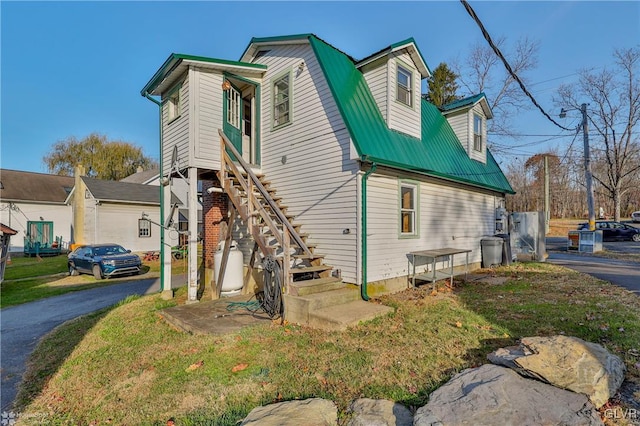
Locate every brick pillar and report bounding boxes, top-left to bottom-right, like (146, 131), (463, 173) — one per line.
(202, 178), (228, 270)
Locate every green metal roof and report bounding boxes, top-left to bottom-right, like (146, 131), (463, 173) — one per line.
(440, 93), (486, 112)
(356, 37), (431, 77)
(308, 36), (514, 194)
(141, 53), (266, 96)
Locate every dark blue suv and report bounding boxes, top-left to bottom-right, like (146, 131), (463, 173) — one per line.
(578, 221), (640, 242)
(68, 244), (142, 279)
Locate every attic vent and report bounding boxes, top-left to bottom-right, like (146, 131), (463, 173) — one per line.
(254, 50), (270, 61)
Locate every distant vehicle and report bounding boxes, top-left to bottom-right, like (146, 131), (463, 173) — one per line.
(578, 221), (640, 242)
(632, 211), (640, 223)
(68, 244), (142, 279)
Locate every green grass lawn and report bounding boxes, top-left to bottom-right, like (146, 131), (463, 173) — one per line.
(0, 253), (196, 308)
(15, 262), (640, 425)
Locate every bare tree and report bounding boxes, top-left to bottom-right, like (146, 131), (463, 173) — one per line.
(556, 47), (640, 221)
(452, 36), (540, 142)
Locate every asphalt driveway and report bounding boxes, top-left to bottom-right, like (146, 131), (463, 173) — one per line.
(1, 276), (172, 412)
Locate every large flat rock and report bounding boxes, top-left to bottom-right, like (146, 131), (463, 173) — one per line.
(414, 364), (603, 426)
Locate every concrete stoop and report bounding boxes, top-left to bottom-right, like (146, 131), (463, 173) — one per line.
(284, 285), (394, 331)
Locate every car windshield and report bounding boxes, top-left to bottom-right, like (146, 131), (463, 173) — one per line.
(93, 245), (127, 256)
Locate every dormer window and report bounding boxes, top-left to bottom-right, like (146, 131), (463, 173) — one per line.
(473, 114), (483, 151)
(396, 65), (412, 107)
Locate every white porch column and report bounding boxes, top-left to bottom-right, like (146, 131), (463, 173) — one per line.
(161, 182), (173, 299)
(187, 167), (199, 303)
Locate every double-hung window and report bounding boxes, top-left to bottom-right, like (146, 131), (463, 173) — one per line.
(273, 71), (291, 128)
(138, 219), (151, 238)
(473, 114), (483, 151)
(396, 65), (412, 107)
(400, 182), (418, 237)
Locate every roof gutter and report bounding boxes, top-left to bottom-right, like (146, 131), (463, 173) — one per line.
(360, 159), (377, 301)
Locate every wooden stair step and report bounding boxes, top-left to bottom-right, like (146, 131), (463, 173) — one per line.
(292, 253), (324, 260)
(290, 265), (332, 275)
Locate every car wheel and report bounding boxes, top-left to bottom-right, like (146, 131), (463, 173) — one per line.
(92, 264), (103, 280)
(632, 233), (640, 242)
(69, 264), (78, 276)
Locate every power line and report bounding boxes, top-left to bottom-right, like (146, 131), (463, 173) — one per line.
(459, 0), (574, 132)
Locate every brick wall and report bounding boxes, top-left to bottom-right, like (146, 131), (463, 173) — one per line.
(202, 178), (228, 268)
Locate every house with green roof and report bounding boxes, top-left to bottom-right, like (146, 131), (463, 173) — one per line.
(142, 34), (513, 329)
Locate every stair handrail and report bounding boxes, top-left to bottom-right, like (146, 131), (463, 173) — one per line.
(219, 129), (312, 257)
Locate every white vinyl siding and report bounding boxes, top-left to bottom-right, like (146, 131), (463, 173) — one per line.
(0, 202), (72, 252)
(387, 54), (421, 138)
(193, 69), (225, 170)
(93, 203), (178, 252)
(365, 172), (500, 283)
(362, 59), (388, 122)
(443, 104), (487, 164)
(162, 75), (190, 174)
(257, 43), (359, 283)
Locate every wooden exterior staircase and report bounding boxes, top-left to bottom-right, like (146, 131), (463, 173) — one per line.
(217, 130), (392, 330)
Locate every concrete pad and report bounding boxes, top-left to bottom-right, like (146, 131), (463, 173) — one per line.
(160, 294), (273, 335)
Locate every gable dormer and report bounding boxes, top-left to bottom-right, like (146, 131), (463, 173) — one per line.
(440, 93), (492, 164)
(357, 39), (431, 139)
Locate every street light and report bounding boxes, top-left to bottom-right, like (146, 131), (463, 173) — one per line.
(560, 103), (595, 231)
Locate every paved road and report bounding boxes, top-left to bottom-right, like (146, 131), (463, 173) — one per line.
(547, 252), (640, 295)
(0, 276), (183, 412)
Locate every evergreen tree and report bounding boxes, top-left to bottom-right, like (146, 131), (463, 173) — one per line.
(424, 62), (460, 107)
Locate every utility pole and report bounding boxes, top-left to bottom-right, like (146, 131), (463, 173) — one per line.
(582, 103), (596, 231)
(544, 155), (549, 234)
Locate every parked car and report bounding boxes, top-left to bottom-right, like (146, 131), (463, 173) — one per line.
(632, 211), (640, 223)
(68, 243), (142, 279)
(577, 221), (640, 242)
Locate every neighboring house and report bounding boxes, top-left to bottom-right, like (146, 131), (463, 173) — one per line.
(121, 167), (203, 244)
(1, 223), (18, 282)
(0, 169), (74, 253)
(66, 165), (180, 252)
(141, 34), (514, 315)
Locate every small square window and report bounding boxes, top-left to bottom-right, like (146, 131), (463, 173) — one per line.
(473, 114), (483, 151)
(167, 87), (181, 121)
(400, 183), (418, 236)
(397, 65), (412, 107)
(139, 219), (151, 238)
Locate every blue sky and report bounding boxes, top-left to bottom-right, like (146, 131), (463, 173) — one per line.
(2, 1), (638, 173)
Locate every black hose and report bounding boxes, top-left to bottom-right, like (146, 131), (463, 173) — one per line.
(258, 256), (284, 319)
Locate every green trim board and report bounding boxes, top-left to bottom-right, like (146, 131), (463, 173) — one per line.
(307, 35), (514, 195)
(142, 53), (266, 96)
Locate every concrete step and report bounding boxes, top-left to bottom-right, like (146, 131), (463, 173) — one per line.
(289, 276), (345, 296)
(309, 300), (394, 331)
(284, 286), (361, 324)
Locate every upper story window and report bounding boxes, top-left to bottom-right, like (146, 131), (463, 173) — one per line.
(272, 70), (291, 129)
(473, 114), (483, 151)
(167, 85), (181, 122)
(396, 65), (412, 107)
(399, 181), (419, 237)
